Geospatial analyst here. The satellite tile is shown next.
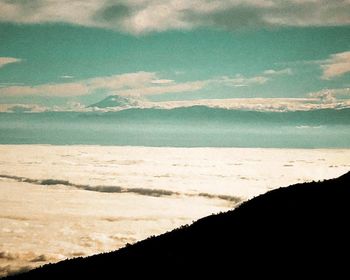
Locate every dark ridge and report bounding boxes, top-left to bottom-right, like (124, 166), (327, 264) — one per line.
(4, 171), (350, 278)
(0, 174), (241, 203)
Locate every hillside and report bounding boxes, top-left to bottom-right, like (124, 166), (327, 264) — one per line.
(5, 171), (350, 278)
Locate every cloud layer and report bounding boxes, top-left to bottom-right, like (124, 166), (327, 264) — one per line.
(0, 0), (349, 34)
(3, 93), (349, 113)
(148, 95), (350, 112)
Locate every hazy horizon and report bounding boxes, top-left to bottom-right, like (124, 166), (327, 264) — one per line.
(1, 107), (350, 148)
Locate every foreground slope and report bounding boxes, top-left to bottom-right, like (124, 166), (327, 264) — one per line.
(6, 171), (350, 278)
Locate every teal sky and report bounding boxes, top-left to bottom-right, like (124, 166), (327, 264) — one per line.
(0, 0), (349, 111)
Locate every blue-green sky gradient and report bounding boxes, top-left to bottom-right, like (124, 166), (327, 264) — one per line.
(0, 1), (349, 111)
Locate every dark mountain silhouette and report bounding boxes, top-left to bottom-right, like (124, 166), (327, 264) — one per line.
(5, 171), (350, 278)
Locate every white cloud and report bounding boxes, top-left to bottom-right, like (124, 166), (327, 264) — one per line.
(151, 79), (174, 85)
(263, 68), (292, 76)
(0, 65), (295, 98)
(218, 74), (269, 87)
(0, 1), (349, 34)
(215, 67), (292, 87)
(117, 80), (208, 96)
(0, 83), (89, 97)
(309, 88), (350, 103)
(0, 103), (48, 113)
(0, 101), (98, 113)
(60, 75), (74, 79)
(145, 97), (350, 112)
(0, 71), (206, 97)
(0, 57), (21, 68)
(87, 72), (158, 91)
(320, 51), (350, 79)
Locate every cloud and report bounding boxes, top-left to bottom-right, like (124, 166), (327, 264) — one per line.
(0, 83), (89, 97)
(0, 71), (207, 98)
(0, 57), (21, 68)
(0, 250), (64, 277)
(146, 93), (350, 111)
(117, 80), (208, 96)
(0, 265), (32, 277)
(60, 75), (74, 79)
(0, 251), (16, 261)
(151, 79), (174, 85)
(0, 103), (48, 113)
(30, 255), (48, 263)
(87, 72), (158, 91)
(216, 68), (291, 87)
(0, 102), (94, 113)
(0, 1), (349, 34)
(320, 51), (350, 79)
(0, 174), (242, 203)
(309, 88), (350, 103)
(218, 74), (269, 87)
(263, 68), (292, 76)
(3, 90), (350, 113)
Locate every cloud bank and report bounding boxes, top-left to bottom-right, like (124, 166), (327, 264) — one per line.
(0, 1), (349, 34)
(148, 96), (350, 112)
(2, 89), (350, 113)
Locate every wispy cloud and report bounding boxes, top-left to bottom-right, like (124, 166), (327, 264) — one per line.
(320, 51), (350, 80)
(0, 1), (349, 34)
(0, 71), (206, 97)
(0, 57), (21, 68)
(218, 74), (268, 87)
(151, 79), (174, 85)
(263, 68), (292, 76)
(0, 83), (89, 97)
(216, 67), (291, 87)
(60, 75), (74, 79)
(117, 80), (208, 96)
(0, 103), (48, 113)
(0, 66), (291, 98)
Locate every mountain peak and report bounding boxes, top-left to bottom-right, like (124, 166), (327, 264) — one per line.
(88, 95), (140, 109)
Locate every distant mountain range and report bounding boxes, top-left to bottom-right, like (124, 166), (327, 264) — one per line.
(1, 106), (350, 147)
(5, 171), (350, 278)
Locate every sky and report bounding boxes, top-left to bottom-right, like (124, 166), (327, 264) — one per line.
(0, 0), (350, 112)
